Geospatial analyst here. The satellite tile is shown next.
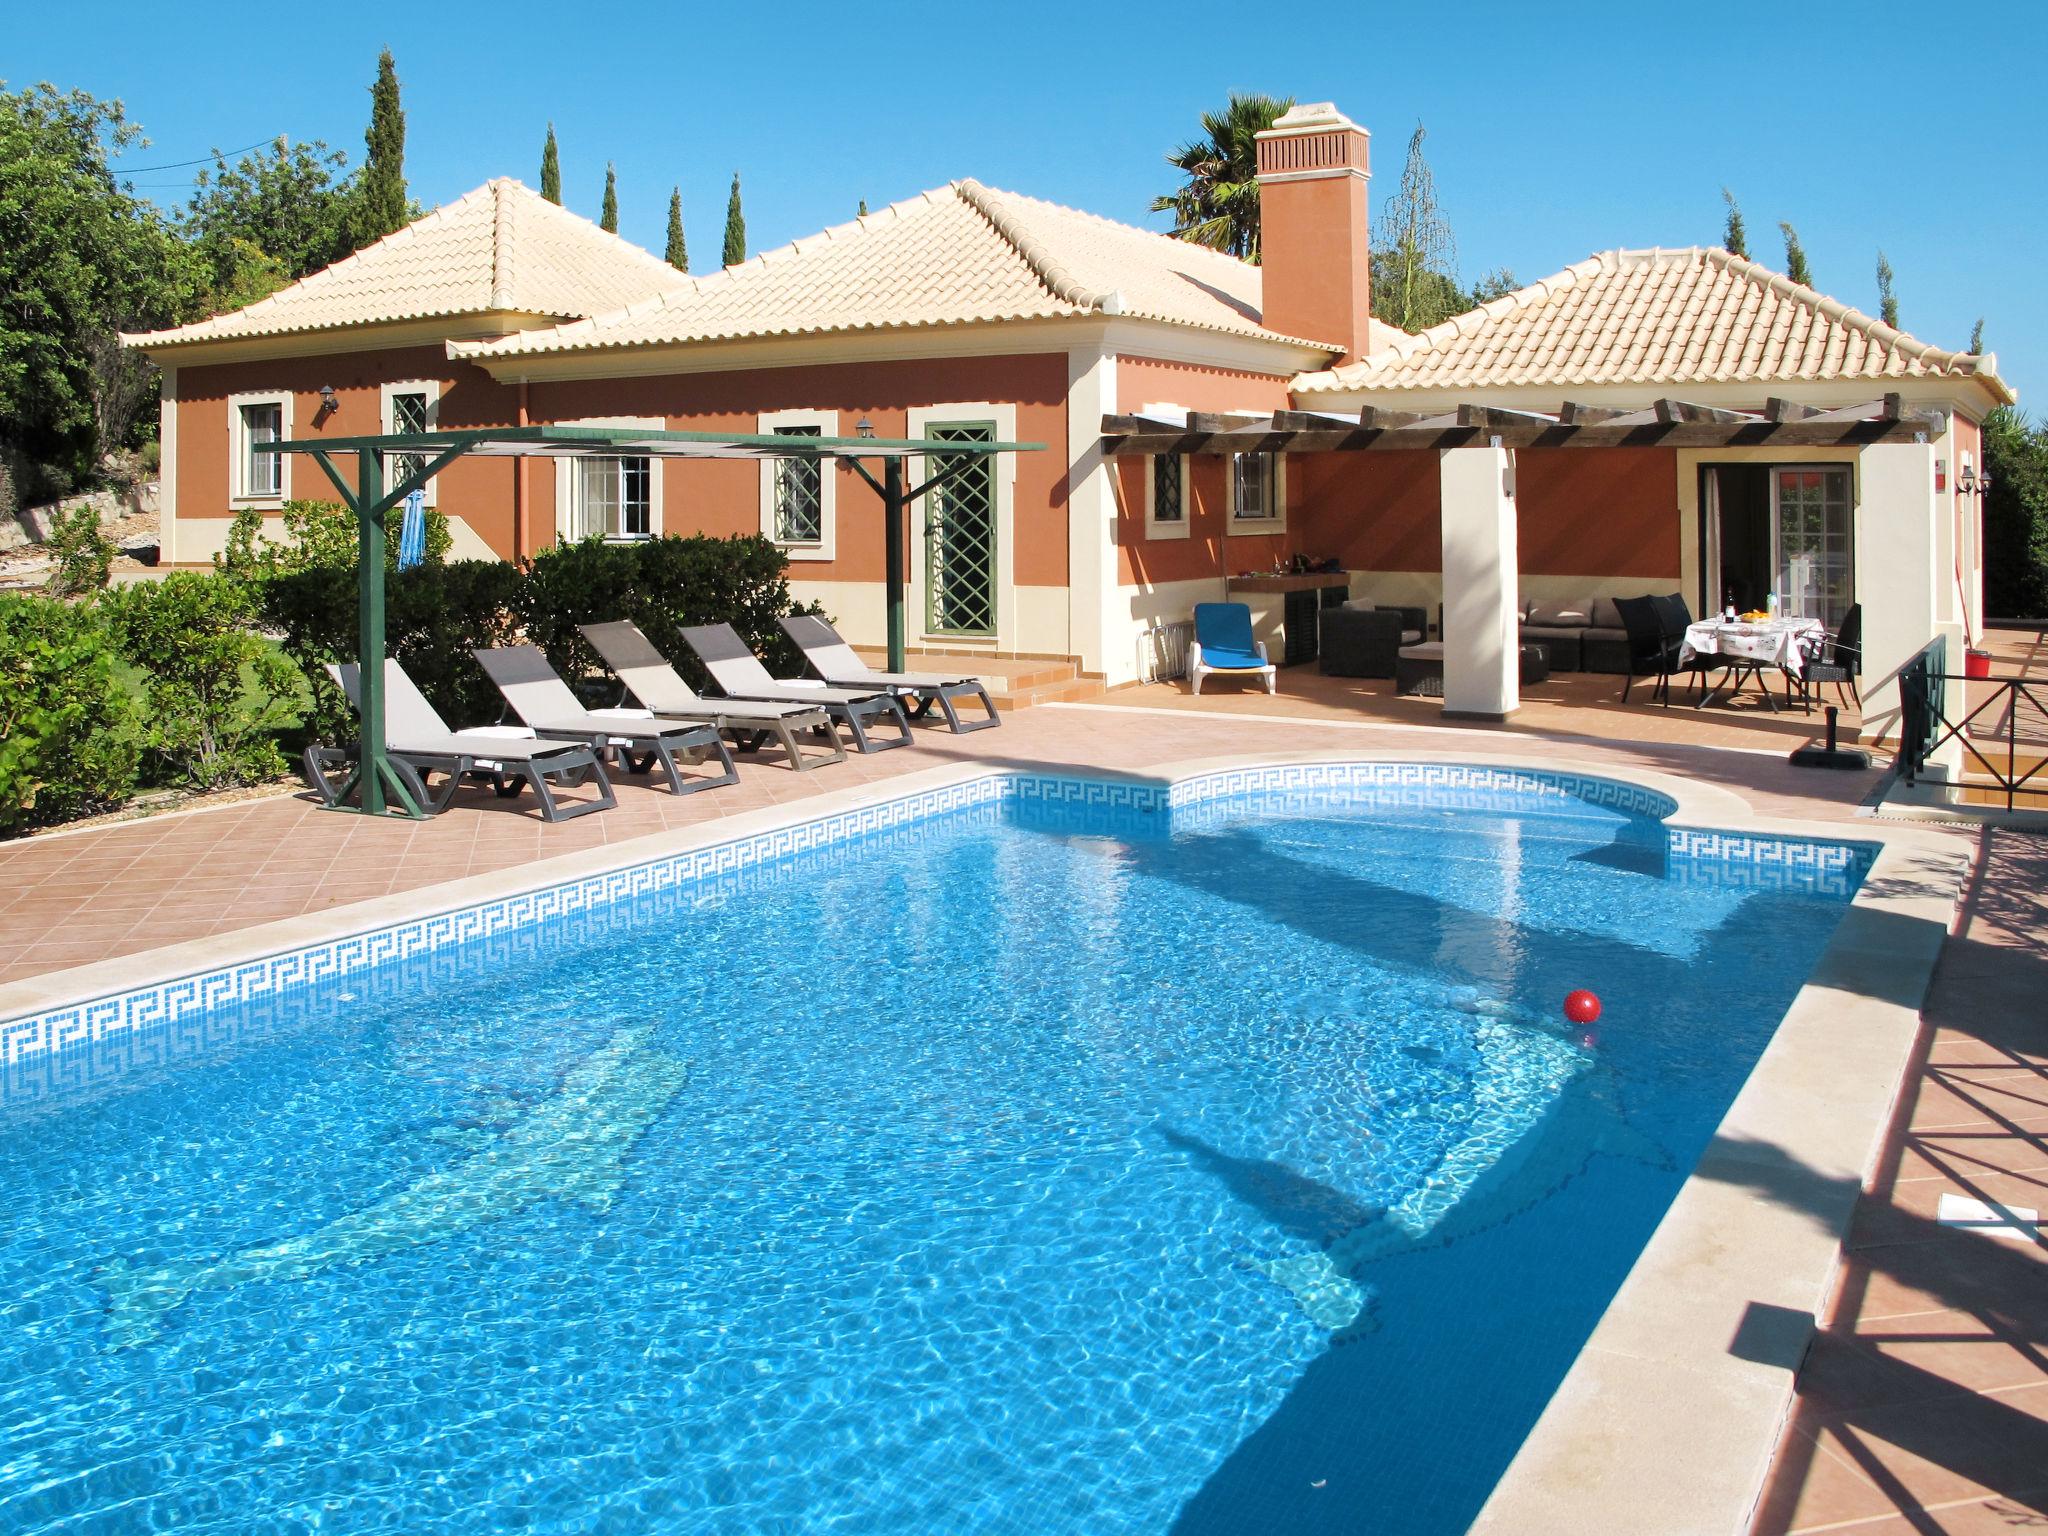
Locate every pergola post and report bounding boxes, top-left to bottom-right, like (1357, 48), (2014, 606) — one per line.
(1440, 445), (1520, 720)
(355, 446), (390, 815)
(883, 455), (907, 674)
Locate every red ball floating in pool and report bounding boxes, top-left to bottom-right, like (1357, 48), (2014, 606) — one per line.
(1564, 989), (1603, 1025)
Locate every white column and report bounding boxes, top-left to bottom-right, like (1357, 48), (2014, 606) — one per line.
(1857, 442), (1963, 777)
(1441, 444), (1520, 719)
(1065, 345), (1119, 679)
(157, 365), (178, 566)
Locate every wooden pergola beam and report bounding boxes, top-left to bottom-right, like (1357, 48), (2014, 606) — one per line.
(1098, 404), (1949, 456)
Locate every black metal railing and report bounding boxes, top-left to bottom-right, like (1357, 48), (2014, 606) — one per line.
(1898, 635), (2048, 811)
(1897, 635), (1946, 781)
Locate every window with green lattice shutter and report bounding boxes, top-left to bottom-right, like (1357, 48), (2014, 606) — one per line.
(386, 390), (430, 492)
(925, 422), (997, 636)
(771, 426), (824, 543)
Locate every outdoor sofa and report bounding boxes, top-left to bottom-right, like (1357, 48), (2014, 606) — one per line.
(307, 659), (616, 822)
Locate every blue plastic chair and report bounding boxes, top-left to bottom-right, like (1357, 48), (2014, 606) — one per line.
(1189, 602), (1277, 695)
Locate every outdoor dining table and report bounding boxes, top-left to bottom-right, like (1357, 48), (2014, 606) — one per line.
(1679, 616), (1827, 712)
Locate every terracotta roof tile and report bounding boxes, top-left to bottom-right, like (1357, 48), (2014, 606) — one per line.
(450, 180), (1342, 362)
(1293, 246), (2012, 402)
(123, 180), (688, 350)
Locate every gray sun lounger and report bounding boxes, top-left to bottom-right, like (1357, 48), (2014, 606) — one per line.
(307, 659), (616, 823)
(780, 614), (1000, 733)
(678, 623), (913, 754)
(580, 621), (846, 773)
(472, 644), (739, 796)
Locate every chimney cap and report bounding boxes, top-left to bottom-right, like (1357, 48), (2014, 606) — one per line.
(1257, 102), (1368, 140)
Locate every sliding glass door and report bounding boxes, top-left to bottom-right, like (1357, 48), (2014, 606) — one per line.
(1704, 464), (1854, 628)
(1771, 467), (1854, 629)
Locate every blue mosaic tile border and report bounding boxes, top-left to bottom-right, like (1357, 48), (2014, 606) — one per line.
(0, 762), (1871, 1084)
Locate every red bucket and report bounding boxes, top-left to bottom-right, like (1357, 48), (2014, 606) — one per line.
(1964, 648), (1993, 680)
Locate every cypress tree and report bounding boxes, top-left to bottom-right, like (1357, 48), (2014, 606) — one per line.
(541, 123), (561, 203)
(857, 198), (868, 217)
(665, 187), (687, 271)
(1720, 188), (1748, 258)
(356, 48), (408, 245)
(600, 162), (618, 233)
(722, 172), (746, 267)
(1876, 251), (1899, 328)
(1779, 221), (1813, 288)
(1970, 317), (1985, 355)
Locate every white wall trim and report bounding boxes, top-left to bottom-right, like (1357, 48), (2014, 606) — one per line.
(908, 400), (1019, 650)
(226, 389), (292, 507)
(461, 316), (1329, 386)
(549, 414), (664, 543)
(158, 366), (178, 565)
(755, 407), (838, 562)
(1225, 449), (1288, 537)
(379, 379), (443, 502)
(1143, 453), (1191, 541)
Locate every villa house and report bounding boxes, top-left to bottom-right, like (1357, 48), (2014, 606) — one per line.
(126, 101), (2013, 742)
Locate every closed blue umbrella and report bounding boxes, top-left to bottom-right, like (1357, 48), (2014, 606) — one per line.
(397, 488), (426, 569)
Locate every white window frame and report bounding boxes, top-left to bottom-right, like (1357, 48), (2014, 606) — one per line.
(552, 415), (663, 543)
(907, 402), (1017, 648)
(1227, 450), (1286, 535)
(228, 390), (292, 505)
(1144, 452), (1191, 541)
(380, 379), (442, 503)
(756, 407), (837, 561)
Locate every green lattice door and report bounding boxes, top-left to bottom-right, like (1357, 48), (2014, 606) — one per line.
(924, 422), (997, 636)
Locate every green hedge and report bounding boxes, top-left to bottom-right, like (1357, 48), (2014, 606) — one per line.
(514, 533), (818, 694)
(0, 594), (139, 834)
(254, 531), (819, 737)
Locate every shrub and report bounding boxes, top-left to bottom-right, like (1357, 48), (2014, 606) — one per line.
(98, 573), (301, 790)
(513, 532), (817, 692)
(44, 502), (117, 596)
(216, 498), (453, 580)
(0, 594), (138, 833)
(260, 558), (524, 737)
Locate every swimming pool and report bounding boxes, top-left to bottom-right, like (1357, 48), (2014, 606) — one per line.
(0, 765), (1873, 1535)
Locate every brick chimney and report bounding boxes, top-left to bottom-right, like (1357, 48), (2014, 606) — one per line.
(1255, 103), (1372, 362)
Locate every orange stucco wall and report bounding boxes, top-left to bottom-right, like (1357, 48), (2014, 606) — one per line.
(172, 348), (1071, 582)
(171, 347), (523, 557)
(1289, 445), (1680, 579)
(1113, 356), (1297, 586)
(524, 353), (1069, 585)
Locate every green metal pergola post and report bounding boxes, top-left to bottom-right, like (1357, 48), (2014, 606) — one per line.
(883, 456), (906, 675)
(355, 446), (392, 815)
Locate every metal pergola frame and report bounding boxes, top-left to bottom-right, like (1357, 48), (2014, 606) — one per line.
(256, 424), (1042, 817)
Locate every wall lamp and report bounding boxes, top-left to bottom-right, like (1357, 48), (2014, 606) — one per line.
(315, 384), (340, 422)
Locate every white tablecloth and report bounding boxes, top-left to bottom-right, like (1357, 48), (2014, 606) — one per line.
(1680, 618), (1826, 679)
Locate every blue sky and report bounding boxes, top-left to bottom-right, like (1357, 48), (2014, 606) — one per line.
(13, 1), (2045, 404)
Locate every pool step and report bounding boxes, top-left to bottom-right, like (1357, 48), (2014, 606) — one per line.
(851, 649), (1105, 711)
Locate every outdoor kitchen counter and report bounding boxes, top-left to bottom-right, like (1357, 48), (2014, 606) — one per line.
(1226, 573), (1352, 665)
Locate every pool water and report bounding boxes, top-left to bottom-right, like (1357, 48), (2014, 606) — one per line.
(0, 777), (1866, 1535)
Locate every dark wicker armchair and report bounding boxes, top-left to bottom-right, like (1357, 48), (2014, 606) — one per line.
(1319, 606), (1413, 678)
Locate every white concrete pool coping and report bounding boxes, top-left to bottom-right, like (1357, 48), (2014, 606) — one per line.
(0, 749), (1970, 1536)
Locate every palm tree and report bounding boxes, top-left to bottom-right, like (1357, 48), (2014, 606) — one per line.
(1152, 93), (1292, 262)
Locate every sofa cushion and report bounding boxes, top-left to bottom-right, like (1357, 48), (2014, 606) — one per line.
(1588, 596), (1624, 630)
(1525, 600), (1593, 629)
